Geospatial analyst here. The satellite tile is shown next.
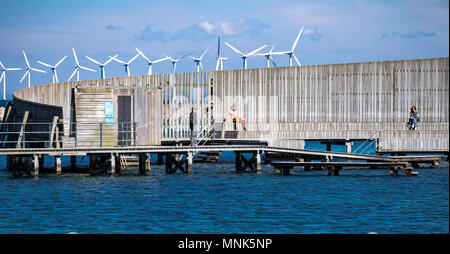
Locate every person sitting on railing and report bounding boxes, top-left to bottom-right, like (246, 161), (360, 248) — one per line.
(408, 106), (419, 130)
(189, 107), (198, 146)
(223, 105), (247, 131)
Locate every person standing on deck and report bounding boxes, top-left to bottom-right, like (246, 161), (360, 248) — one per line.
(189, 107), (198, 146)
(408, 106), (419, 130)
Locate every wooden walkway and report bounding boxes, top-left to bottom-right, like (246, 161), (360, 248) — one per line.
(1, 144), (442, 178)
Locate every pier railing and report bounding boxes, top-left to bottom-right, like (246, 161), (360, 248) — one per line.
(0, 121), (138, 149)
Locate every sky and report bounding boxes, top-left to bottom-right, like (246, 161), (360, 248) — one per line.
(0, 0), (448, 99)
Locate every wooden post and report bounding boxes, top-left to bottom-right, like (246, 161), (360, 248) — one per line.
(55, 156), (61, 175)
(255, 151), (261, 174)
(235, 152), (243, 172)
(282, 167), (291, 175)
(187, 152), (193, 174)
(109, 153), (116, 175)
(49, 116), (58, 148)
(16, 111), (29, 149)
(55, 125), (60, 149)
(139, 153), (148, 174)
(6, 155), (12, 171)
(274, 166), (282, 175)
(346, 141), (352, 162)
(390, 166), (398, 176)
(33, 154), (39, 179)
(70, 156), (77, 170)
(12, 156), (22, 177)
(157, 153), (164, 165)
(326, 166), (340, 176)
(145, 153), (151, 172)
(165, 153), (173, 174)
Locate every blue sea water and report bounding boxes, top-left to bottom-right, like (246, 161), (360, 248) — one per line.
(0, 142), (448, 234)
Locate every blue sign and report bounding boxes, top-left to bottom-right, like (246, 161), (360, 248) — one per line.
(105, 101), (114, 124)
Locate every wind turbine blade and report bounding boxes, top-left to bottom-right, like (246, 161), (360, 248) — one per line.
(180, 51), (193, 60)
(0, 72), (4, 83)
(292, 53), (301, 66)
(19, 70), (29, 83)
(72, 48), (79, 65)
(269, 44), (275, 53)
(86, 56), (101, 65)
(80, 66), (96, 72)
(224, 42), (244, 56)
(68, 68), (78, 81)
(152, 57), (169, 63)
(136, 48), (151, 62)
(128, 53), (140, 64)
(6, 68), (21, 71)
(113, 58), (127, 64)
(270, 56), (277, 67)
(269, 51), (291, 55)
(104, 54), (118, 65)
(248, 45), (267, 56)
(54, 70), (59, 83)
(37, 61), (54, 68)
(31, 68), (47, 73)
(200, 44), (212, 59)
(291, 26), (304, 52)
(217, 37), (221, 58)
(200, 62), (204, 71)
(23, 51), (30, 67)
(55, 55), (67, 67)
(0, 61), (5, 70)
(216, 59), (220, 71)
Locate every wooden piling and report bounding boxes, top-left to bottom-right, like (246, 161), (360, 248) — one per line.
(33, 154), (39, 178)
(55, 156), (61, 175)
(109, 153), (116, 175)
(187, 152), (193, 174)
(70, 156), (76, 170)
(255, 151), (261, 174)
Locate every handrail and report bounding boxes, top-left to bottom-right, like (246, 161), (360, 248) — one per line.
(0, 121), (138, 149)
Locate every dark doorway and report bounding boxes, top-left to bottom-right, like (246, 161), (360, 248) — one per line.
(118, 96), (132, 146)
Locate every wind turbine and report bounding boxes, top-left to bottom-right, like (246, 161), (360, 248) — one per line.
(0, 61), (21, 100)
(190, 44), (212, 72)
(37, 55), (68, 83)
(255, 45), (277, 68)
(113, 52), (140, 77)
(135, 48), (169, 75)
(271, 27), (304, 66)
(216, 37), (227, 71)
(224, 42), (266, 69)
(85, 54), (118, 79)
(68, 48), (96, 81)
(163, 52), (192, 73)
(19, 51), (46, 88)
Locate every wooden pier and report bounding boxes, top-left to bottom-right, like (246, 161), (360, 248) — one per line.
(0, 144), (443, 178)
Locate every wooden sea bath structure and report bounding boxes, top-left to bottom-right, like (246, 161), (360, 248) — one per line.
(0, 57), (448, 178)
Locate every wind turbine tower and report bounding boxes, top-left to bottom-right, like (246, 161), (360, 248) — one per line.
(0, 61), (21, 100)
